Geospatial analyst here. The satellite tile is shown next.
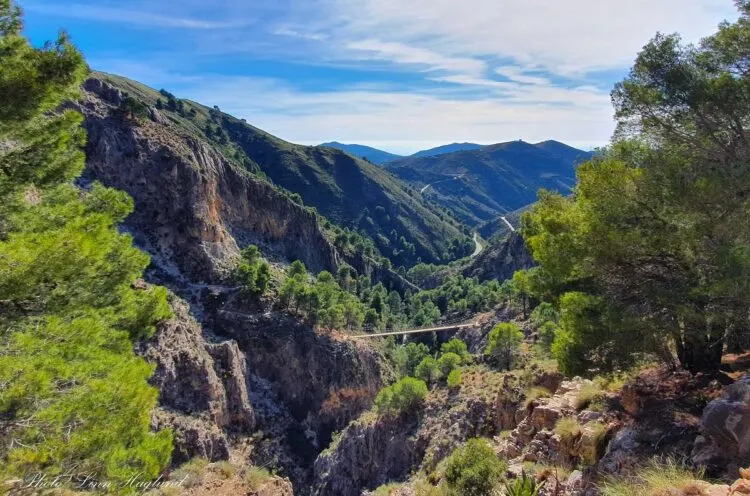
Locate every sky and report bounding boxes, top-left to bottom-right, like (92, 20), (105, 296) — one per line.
(20, 0), (738, 155)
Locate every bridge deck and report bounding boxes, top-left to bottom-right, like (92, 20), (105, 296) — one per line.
(352, 321), (478, 338)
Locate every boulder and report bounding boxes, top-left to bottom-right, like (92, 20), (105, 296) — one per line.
(692, 376), (750, 475)
(598, 428), (642, 474)
(532, 370), (564, 394)
(153, 410), (230, 463)
(619, 383), (643, 416)
(530, 403), (564, 431)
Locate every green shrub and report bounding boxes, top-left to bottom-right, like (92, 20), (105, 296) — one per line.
(537, 321), (559, 354)
(385, 341), (430, 378)
(531, 302), (558, 327)
(485, 322), (524, 370)
(415, 356), (442, 384)
(444, 438), (506, 495)
(504, 471), (547, 496)
(118, 95), (150, 121)
(234, 245), (272, 296)
(446, 369), (462, 389)
(170, 458), (210, 488)
(375, 377), (428, 416)
(441, 338), (470, 362)
(437, 352), (461, 375)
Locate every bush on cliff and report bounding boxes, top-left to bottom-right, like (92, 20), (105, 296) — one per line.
(415, 356), (442, 384)
(485, 322), (524, 370)
(234, 245), (272, 296)
(437, 352), (461, 375)
(444, 438), (506, 495)
(374, 377), (428, 416)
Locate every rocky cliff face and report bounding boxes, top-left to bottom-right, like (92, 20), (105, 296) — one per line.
(77, 77), (340, 284)
(312, 367), (528, 495)
(139, 291), (387, 491)
(75, 77), (391, 493)
(692, 375), (750, 478)
(312, 359), (750, 496)
(208, 298), (388, 466)
(462, 232), (534, 283)
(139, 297), (254, 464)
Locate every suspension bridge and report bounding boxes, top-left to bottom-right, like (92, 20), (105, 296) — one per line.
(350, 318), (482, 339)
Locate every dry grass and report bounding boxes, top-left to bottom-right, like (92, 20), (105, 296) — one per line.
(601, 460), (709, 496)
(371, 482), (409, 495)
(170, 457), (210, 488)
(213, 461), (237, 479)
(413, 479), (451, 496)
(554, 417), (583, 446)
(241, 466), (273, 490)
(574, 383), (604, 410)
(524, 387), (551, 409)
(522, 462), (573, 483)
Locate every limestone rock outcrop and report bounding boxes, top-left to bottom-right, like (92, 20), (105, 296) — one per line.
(693, 375), (750, 476)
(78, 77), (340, 284)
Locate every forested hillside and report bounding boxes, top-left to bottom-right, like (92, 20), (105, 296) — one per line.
(521, 13), (750, 374)
(91, 73), (472, 268)
(388, 140), (592, 226)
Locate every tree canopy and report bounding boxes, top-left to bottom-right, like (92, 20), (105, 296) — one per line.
(0, 1), (172, 486)
(522, 3), (750, 374)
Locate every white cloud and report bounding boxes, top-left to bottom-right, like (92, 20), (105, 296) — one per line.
(23, 2), (247, 29)
(330, 0), (736, 75)
(66, 0), (740, 152)
(163, 74), (613, 155)
(495, 67), (551, 86)
(273, 27), (328, 41)
(346, 40), (486, 76)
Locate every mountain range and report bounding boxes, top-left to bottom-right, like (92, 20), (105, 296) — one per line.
(91, 73), (472, 270)
(320, 142), (484, 164)
(320, 139), (592, 229)
(387, 140), (593, 226)
(319, 142), (404, 165)
(87, 73), (590, 266)
(410, 142), (483, 158)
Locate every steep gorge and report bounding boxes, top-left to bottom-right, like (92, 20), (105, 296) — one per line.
(75, 76), (391, 491)
(77, 77), (341, 284)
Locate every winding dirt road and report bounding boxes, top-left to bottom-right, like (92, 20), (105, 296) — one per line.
(500, 216), (516, 232)
(471, 232), (483, 257)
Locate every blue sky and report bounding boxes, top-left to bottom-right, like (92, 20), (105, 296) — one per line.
(20, 0), (737, 155)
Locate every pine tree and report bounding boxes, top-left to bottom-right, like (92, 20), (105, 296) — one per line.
(523, 2), (750, 374)
(0, 1), (172, 486)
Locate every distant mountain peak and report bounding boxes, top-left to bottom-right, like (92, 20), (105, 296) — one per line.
(410, 142), (483, 159)
(319, 142), (403, 165)
(386, 139), (591, 227)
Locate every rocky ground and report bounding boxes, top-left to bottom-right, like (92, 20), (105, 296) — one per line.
(314, 352), (750, 496)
